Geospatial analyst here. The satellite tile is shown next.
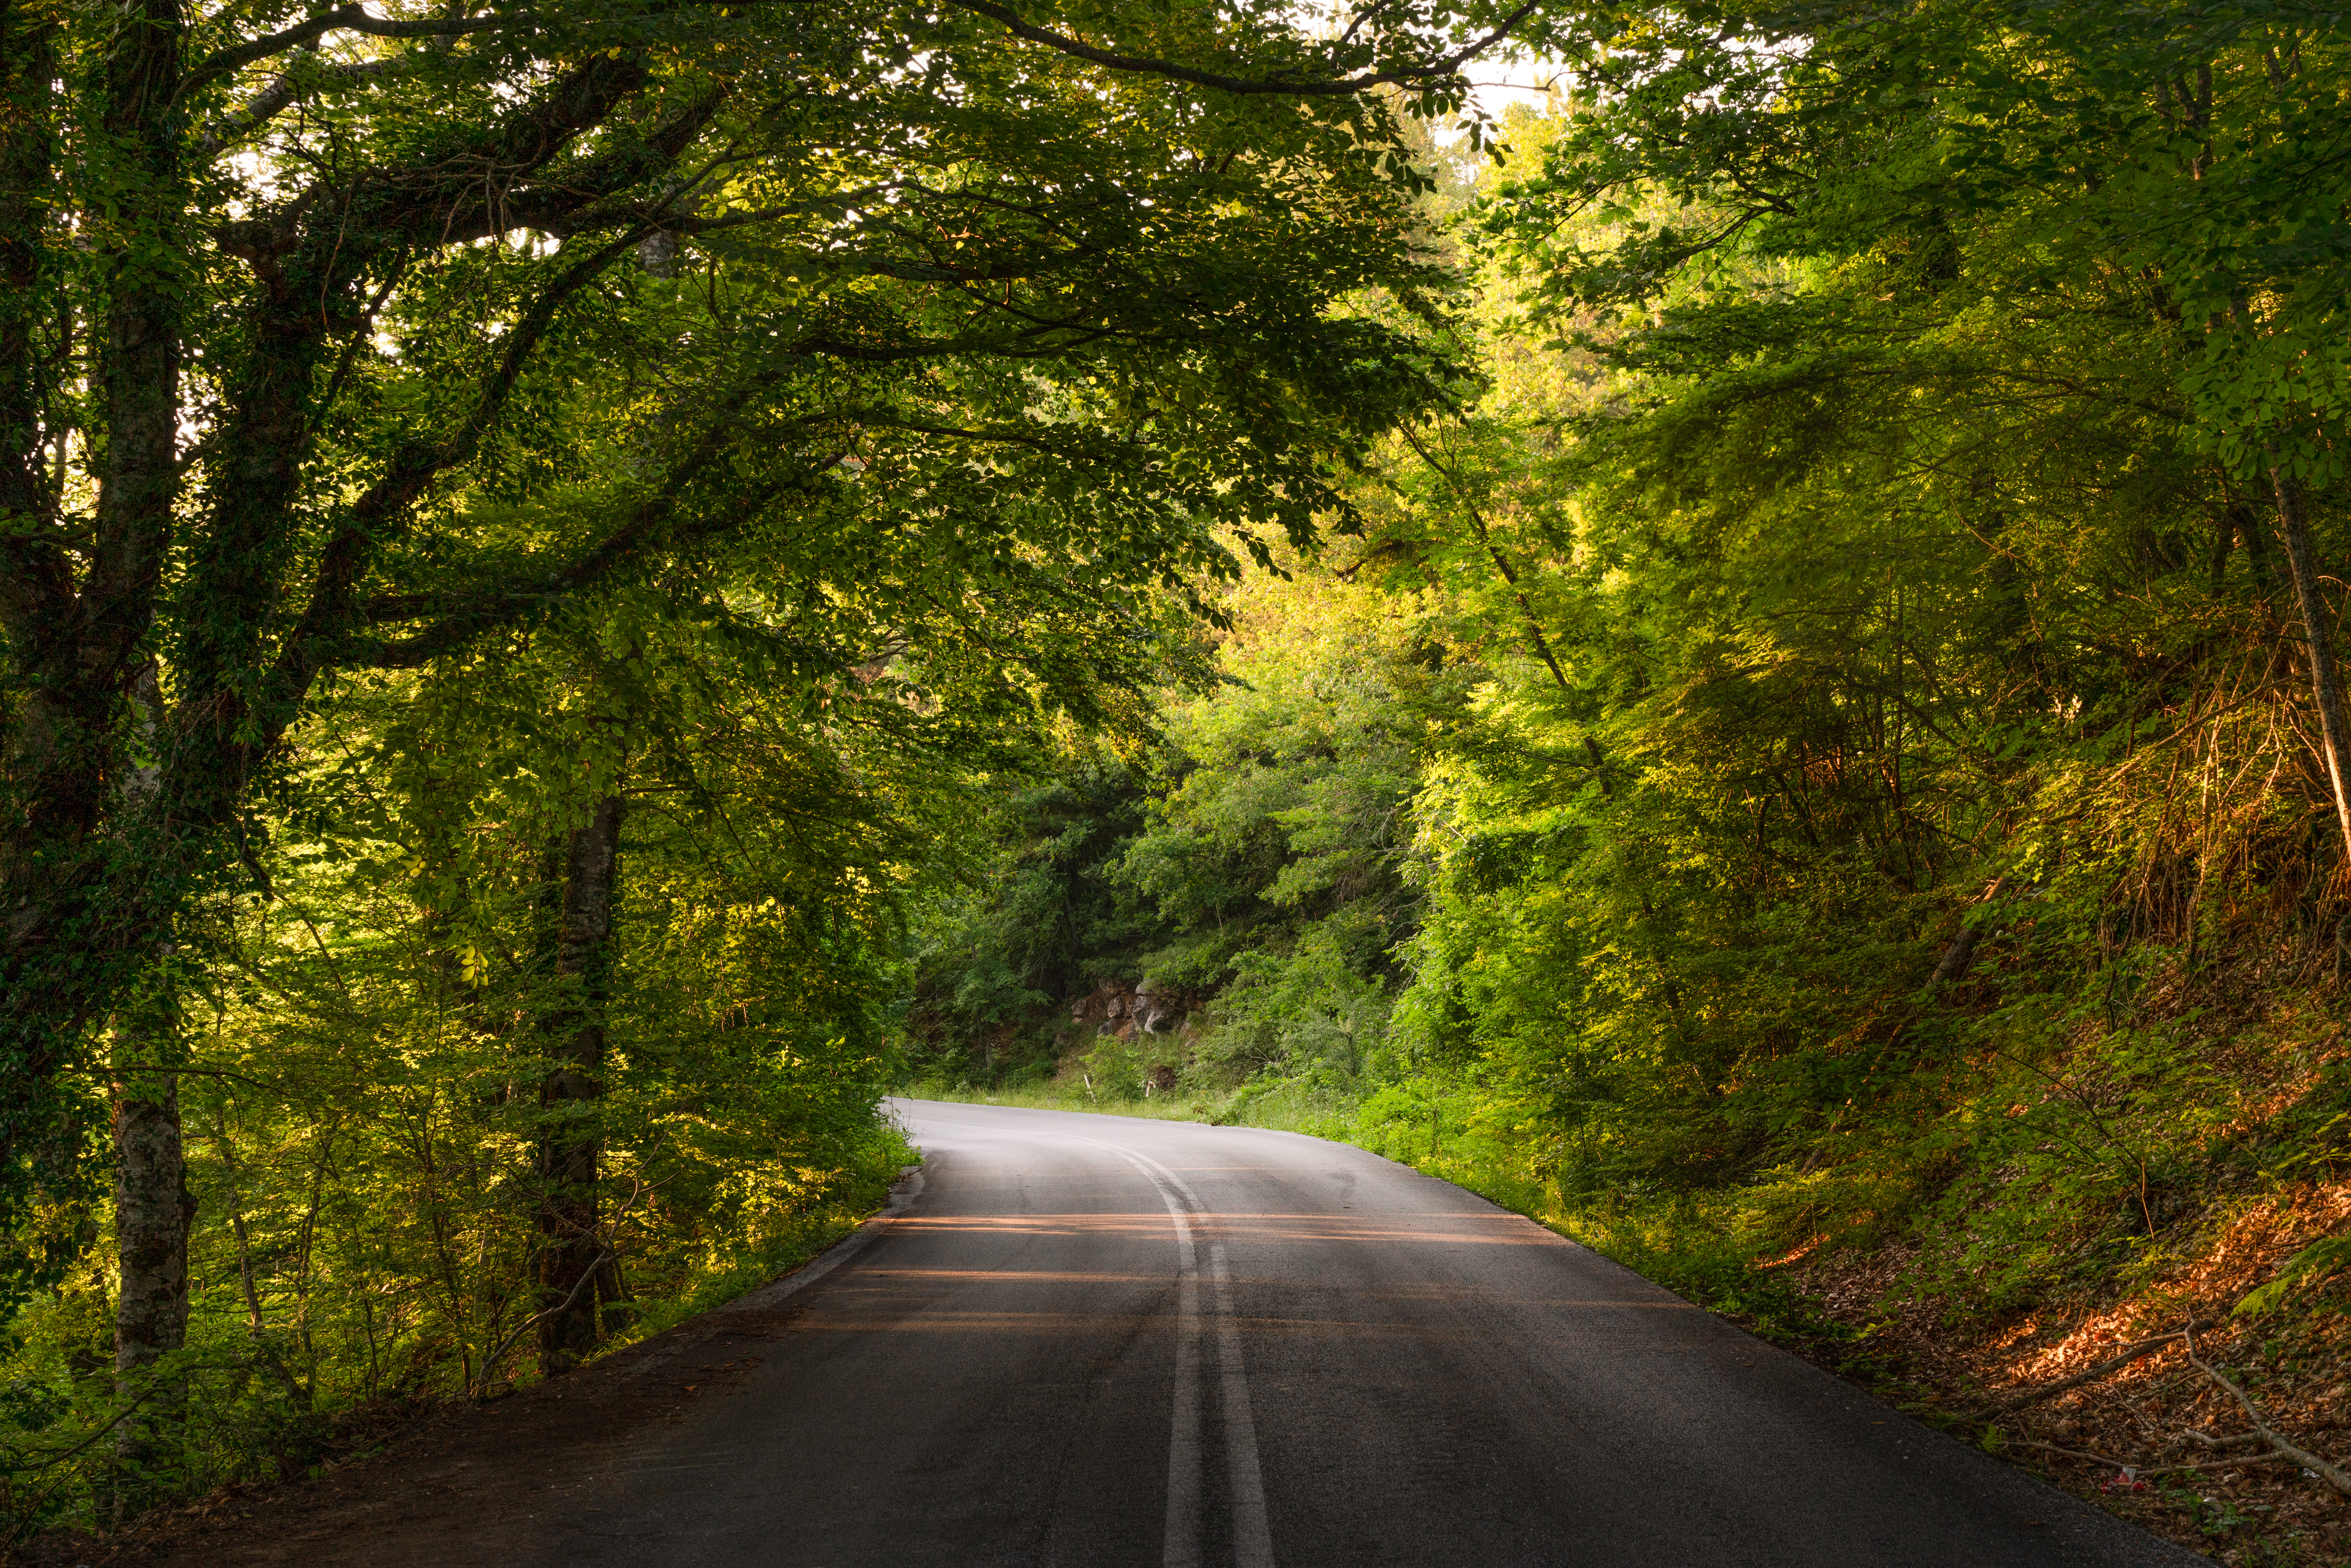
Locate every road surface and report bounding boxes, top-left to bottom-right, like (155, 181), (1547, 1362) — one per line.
(526, 1099), (2205, 1566)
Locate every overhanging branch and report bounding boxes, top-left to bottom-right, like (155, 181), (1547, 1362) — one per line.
(350, 385), (825, 668)
(944, 0), (1540, 97)
(256, 225), (652, 716)
(182, 5), (522, 98)
(198, 53), (405, 154)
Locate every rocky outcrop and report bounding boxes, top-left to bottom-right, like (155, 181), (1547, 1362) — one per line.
(1067, 978), (1185, 1041)
(1133, 979), (1174, 1034)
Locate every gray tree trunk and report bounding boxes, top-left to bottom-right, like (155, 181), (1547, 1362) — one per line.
(110, 976), (192, 1515)
(114, 1076), (190, 1376)
(537, 794), (622, 1375)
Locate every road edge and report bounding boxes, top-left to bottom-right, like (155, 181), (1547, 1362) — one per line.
(717, 1161), (927, 1317)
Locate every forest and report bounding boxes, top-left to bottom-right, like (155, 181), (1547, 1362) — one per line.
(2, 0), (2350, 1557)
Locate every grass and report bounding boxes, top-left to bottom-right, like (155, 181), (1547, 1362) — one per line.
(901, 1079), (1211, 1121)
(896, 1075), (1369, 1135)
(583, 1123), (920, 1366)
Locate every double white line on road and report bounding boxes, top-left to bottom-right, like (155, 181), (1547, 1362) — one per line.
(1074, 1137), (1274, 1568)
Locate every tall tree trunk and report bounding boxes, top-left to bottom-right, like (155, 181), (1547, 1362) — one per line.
(110, 971), (192, 1517)
(537, 794), (622, 1375)
(114, 1077), (190, 1376)
(2268, 456), (2351, 860)
(0, 0), (184, 1261)
(0, 10), (57, 539)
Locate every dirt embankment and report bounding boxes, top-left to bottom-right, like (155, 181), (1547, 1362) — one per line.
(8, 1284), (809, 1568)
(1790, 1181), (2351, 1566)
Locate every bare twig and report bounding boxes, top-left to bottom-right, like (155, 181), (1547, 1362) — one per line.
(470, 1247), (614, 1398)
(2181, 1428), (2266, 1453)
(2156, 1452), (2298, 1476)
(2013, 1439), (2295, 1479)
(2184, 1329), (2351, 1499)
(469, 1176), (654, 1396)
(2012, 1438), (2131, 1469)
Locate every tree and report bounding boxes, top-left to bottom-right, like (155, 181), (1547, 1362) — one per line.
(0, 0), (1521, 1294)
(1473, 0), (2351, 847)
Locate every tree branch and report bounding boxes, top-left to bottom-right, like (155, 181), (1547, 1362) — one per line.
(353, 394), (834, 668)
(1969, 1319), (2214, 1418)
(943, 0), (1539, 97)
(471, 1246), (611, 1396)
(2185, 1329), (2351, 1499)
(848, 415), (1122, 457)
(539, 182), (903, 240)
(197, 52), (404, 154)
(389, 77), (726, 250)
(260, 226), (652, 706)
(181, 5), (519, 98)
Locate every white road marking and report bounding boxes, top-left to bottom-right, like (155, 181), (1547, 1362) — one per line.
(1068, 1136), (1275, 1568)
(1164, 1199), (1204, 1568)
(897, 1113), (1276, 1566)
(1210, 1242), (1274, 1568)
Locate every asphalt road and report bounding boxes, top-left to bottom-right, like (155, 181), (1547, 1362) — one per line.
(531, 1100), (2207, 1567)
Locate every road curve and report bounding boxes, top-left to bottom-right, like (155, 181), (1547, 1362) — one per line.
(532, 1100), (2205, 1567)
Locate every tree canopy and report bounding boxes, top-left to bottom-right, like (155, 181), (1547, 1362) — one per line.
(0, 0), (1526, 1524)
(0, 0), (1479, 1269)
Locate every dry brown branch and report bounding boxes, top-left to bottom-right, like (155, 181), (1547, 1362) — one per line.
(2014, 1439), (2296, 1479)
(470, 1246), (613, 1397)
(2184, 1330), (2351, 1500)
(2181, 1428), (2268, 1452)
(2156, 1452), (2299, 1476)
(2012, 1438), (2131, 1469)
(1974, 1319), (2215, 1417)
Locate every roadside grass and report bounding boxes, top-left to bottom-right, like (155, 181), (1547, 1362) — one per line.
(898, 1076), (1554, 1230)
(896, 1076), (1366, 1135)
(590, 1122), (919, 1364)
(901, 1078), (1209, 1121)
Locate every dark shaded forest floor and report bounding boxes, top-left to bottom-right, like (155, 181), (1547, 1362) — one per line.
(9, 1277), (813, 1568)
(2, 1172), (928, 1568)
